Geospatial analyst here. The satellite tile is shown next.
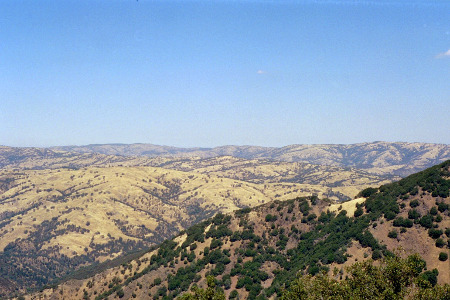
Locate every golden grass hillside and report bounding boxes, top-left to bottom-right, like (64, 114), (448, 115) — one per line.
(0, 146), (153, 170)
(53, 142), (450, 177)
(27, 161), (450, 300)
(0, 164), (386, 296)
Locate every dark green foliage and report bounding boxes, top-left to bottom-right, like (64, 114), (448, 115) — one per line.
(116, 288), (124, 298)
(354, 207), (363, 218)
(206, 225), (232, 239)
(265, 214), (277, 222)
(229, 290), (238, 299)
(372, 249), (382, 260)
(438, 252), (448, 261)
(384, 211), (396, 221)
(430, 207), (438, 215)
(437, 202), (449, 212)
(388, 230), (398, 239)
(410, 199), (420, 208)
(359, 187), (378, 198)
(420, 269), (439, 287)
(393, 217), (413, 228)
(298, 200), (311, 215)
(408, 209), (421, 220)
(435, 238), (445, 248)
(235, 207), (251, 217)
(364, 161), (450, 224)
(282, 254), (450, 299)
(230, 231), (241, 242)
(419, 214), (434, 228)
(428, 228), (443, 239)
(210, 239), (222, 250)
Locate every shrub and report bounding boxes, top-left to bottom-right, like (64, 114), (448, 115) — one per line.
(409, 199), (420, 208)
(116, 288), (124, 298)
(393, 217), (413, 228)
(265, 214), (277, 222)
(372, 249), (382, 260)
(438, 252), (448, 261)
(388, 230), (398, 239)
(437, 202), (449, 212)
(428, 228), (443, 239)
(419, 215), (433, 228)
(384, 211), (396, 221)
(408, 209), (420, 220)
(435, 238), (445, 248)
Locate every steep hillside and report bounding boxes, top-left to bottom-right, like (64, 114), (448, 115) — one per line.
(52, 142), (450, 177)
(0, 164), (375, 297)
(30, 161), (450, 300)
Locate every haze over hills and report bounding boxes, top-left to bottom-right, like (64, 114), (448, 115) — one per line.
(52, 142), (450, 177)
(31, 160), (450, 300)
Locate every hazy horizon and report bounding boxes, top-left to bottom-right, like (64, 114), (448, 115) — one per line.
(2, 140), (450, 150)
(1, 0), (449, 148)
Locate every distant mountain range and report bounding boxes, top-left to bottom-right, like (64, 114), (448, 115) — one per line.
(51, 142), (450, 177)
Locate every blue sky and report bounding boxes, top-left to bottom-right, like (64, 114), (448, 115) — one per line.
(1, 0), (449, 147)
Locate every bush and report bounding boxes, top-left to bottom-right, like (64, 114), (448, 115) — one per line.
(437, 202), (449, 212)
(354, 207), (363, 218)
(372, 249), (382, 260)
(428, 228), (443, 239)
(408, 209), (420, 220)
(409, 199), (420, 208)
(435, 238), (445, 248)
(430, 207), (438, 215)
(384, 211), (396, 221)
(360, 187), (378, 198)
(393, 217), (413, 228)
(419, 215), (433, 228)
(438, 252), (448, 261)
(116, 288), (124, 298)
(388, 230), (398, 239)
(265, 214), (277, 222)
(229, 290), (238, 299)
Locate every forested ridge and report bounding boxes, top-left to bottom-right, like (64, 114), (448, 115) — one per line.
(29, 160), (450, 300)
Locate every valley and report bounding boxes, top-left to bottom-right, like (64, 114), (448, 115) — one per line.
(29, 160), (450, 300)
(0, 143), (449, 298)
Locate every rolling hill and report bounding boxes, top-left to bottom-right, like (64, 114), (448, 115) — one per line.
(29, 160), (450, 300)
(0, 146), (152, 170)
(51, 142), (450, 177)
(0, 159), (393, 297)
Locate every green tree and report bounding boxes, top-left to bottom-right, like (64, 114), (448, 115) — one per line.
(179, 276), (225, 300)
(282, 254), (450, 300)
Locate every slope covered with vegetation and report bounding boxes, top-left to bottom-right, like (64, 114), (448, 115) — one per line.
(30, 160), (450, 300)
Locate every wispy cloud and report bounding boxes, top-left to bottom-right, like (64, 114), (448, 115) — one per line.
(257, 70), (266, 74)
(435, 49), (450, 58)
